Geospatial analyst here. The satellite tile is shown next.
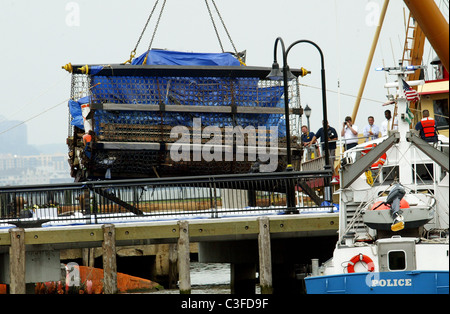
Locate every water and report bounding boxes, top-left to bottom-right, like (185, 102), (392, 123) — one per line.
(148, 262), (261, 294)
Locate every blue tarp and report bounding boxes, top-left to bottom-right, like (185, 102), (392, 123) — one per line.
(320, 201), (340, 212)
(90, 76), (281, 107)
(90, 66), (104, 76)
(68, 50), (289, 138)
(68, 96), (90, 129)
(89, 75), (287, 137)
(131, 49), (241, 66)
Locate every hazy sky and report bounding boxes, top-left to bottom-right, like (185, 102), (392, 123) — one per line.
(0, 0), (446, 150)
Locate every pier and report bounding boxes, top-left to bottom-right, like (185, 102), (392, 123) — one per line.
(0, 170), (338, 294)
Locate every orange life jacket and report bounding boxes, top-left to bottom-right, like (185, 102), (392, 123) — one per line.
(420, 118), (436, 138)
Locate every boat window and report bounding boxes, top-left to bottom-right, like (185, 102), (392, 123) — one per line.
(388, 250), (406, 270)
(433, 98), (449, 129)
(381, 166), (399, 183)
(413, 163), (434, 182)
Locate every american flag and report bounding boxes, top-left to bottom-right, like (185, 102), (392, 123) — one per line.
(402, 79), (420, 102)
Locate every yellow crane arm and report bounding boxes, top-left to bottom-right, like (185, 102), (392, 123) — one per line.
(403, 0), (449, 72)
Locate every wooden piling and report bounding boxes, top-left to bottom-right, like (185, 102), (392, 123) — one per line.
(102, 224), (117, 294)
(258, 217), (273, 294)
(82, 248), (95, 267)
(168, 243), (178, 289)
(177, 220), (191, 294)
(9, 228), (26, 294)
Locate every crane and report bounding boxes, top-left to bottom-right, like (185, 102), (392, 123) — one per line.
(403, 0), (449, 73)
(351, 0), (448, 122)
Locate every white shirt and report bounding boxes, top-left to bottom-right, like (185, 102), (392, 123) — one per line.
(363, 124), (380, 141)
(343, 124), (359, 144)
(381, 117), (398, 136)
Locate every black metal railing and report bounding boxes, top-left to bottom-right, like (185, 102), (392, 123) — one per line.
(0, 170), (333, 228)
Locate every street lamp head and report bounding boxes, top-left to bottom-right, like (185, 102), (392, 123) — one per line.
(284, 66), (297, 81)
(266, 62), (296, 81)
(266, 61), (284, 81)
(304, 104), (312, 118)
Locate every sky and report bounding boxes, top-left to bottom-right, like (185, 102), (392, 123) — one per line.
(0, 0), (447, 151)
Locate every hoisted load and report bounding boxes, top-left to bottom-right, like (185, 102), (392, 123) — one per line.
(63, 1), (305, 181)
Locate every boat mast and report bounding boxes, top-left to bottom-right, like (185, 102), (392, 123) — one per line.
(395, 71), (414, 185)
(351, 0), (390, 122)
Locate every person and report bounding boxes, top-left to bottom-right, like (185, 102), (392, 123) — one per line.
(309, 121), (338, 167)
(415, 109), (438, 142)
(300, 125), (315, 160)
(363, 116), (380, 142)
(380, 109), (398, 136)
(341, 116), (359, 150)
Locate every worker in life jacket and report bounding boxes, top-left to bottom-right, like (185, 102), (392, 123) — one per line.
(415, 109), (438, 142)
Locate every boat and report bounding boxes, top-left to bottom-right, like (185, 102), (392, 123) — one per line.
(37, 264), (163, 294)
(304, 63), (449, 294)
(0, 264), (163, 294)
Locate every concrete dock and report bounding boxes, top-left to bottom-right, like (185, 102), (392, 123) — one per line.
(0, 212), (338, 294)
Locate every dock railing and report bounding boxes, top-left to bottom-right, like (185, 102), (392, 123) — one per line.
(0, 170), (333, 228)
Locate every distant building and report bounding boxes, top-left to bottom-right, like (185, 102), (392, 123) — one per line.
(0, 153), (73, 186)
(0, 118), (40, 155)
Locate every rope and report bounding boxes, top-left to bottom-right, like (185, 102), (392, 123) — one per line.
(298, 83), (385, 104)
(0, 72), (70, 125)
(0, 81), (101, 137)
(0, 99), (69, 137)
(365, 170), (374, 185)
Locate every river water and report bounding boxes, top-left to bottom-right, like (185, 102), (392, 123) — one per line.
(148, 262), (261, 294)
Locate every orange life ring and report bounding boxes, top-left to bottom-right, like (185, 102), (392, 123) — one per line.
(347, 254), (375, 273)
(361, 144), (387, 170)
(361, 144), (376, 155)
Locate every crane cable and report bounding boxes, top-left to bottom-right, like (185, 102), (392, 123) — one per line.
(205, 0), (224, 53)
(124, 0), (166, 65)
(210, 0), (238, 56)
(143, 0), (167, 65)
(125, 0), (244, 66)
(205, 0), (245, 66)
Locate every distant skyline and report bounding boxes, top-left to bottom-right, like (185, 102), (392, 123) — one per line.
(0, 115), (66, 155)
(0, 152), (72, 186)
(0, 0), (447, 153)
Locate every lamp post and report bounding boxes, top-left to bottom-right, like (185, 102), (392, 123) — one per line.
(267, 38), (310, 169)
(267, 38), (332, 205)
(266, 38), (296, 213)
(267, 38), (294, 170)
(304, 104), (312, 131)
